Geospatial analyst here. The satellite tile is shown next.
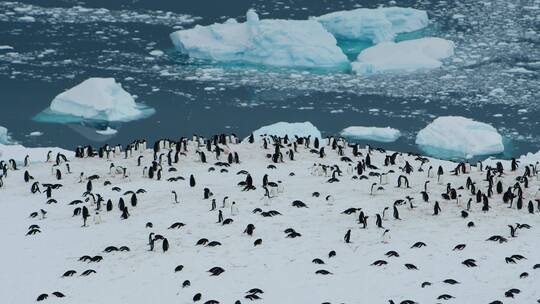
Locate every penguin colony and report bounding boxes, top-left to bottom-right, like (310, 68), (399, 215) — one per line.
(1, 133), (539, 304)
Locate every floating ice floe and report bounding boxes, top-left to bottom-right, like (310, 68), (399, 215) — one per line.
(95, 127), (118, 135)
(416, 116), (504, 160)
(352, 37), (455, 75)
(170, 10), (349, 69)
(245, 121), (322, 142)
(35, 78), (154, 123)
(28, 131), (43, 137)
(315, 7), (429, 43)
(340, 126), (401, 142)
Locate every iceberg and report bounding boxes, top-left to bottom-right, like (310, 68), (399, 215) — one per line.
(245, 121), (322, 142)
(340, 126), (401, 142)
(170, 10), (349, 69)
(316, 7), (429, 44)
(38, 78), (154, 123)
(352, 37), (454, 75)
(416, 116), (504, 159)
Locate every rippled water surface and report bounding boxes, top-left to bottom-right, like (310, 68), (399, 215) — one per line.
(0, 0), (538, 159)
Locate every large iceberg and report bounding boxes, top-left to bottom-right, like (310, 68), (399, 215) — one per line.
(316, 7), (429, 43)
(38, 78), (154, 122)
(352, 37), (455, 75)
(416, 116), (504, 159)
(245, 121), (322, 142)
(340, 126), (401, 142)
(170, 10), (349, 69)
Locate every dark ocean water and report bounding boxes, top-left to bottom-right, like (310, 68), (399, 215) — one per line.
(0, 0), (538, 160)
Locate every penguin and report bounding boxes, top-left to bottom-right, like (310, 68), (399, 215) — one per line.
(393, 204), (400, 220)
(121, 206), (130, 220)
(82, 206), (89, 227)
(433, 201), (441, 215)
(508, 225), (517, 238)
(190, 175), (196, 187)
(381, 229), (390, 243)
(217, 210), (223, 223)
(172, 191), (179, 204)
(162, 238), (169, 252)
(344, 229), (351, 243)
(376, 214), (383, 228)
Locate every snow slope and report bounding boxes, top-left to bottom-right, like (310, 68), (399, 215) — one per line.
(340, 126), (401, 142)
(1, 136), (538, 304)
(44, 78), (154, 122)
(0, 143), (73, 163)
(316, 7), (429, 43)
(416, 116), (504, 159)
(352, 37), (455, 75)
(170, 10), (349, 69)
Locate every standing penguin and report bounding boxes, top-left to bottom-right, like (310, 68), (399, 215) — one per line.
(162, 238), (169, 252)
(528, 200), (534, 214)
(381, 229), (390, 243)
(82, 206), (90, 227)
(119, 198), (125, 211)
(376, 214), (383, 228)
(230, 202), (239, 216)
(190, 175), (196, 187)
(217, 210), (223, 223)
(393, 204), (400, 220)
(121, 206), (130, 219)
(433, 201), (441, 215)
(130, 193), (137, 207)
(344, 229), (351, 243)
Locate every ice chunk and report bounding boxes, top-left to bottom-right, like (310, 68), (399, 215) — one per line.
(340, 126), (401, 142)
(28, 131), (43, 137)
(415, 116), (504, 159)
(316, 7), (428, 43)
(518, 150), (540, 165)
(245, 121), (322, 142)
(0, 126), (9, 144)
(39, 78), (154, 122)
(149, 50), (164, 56)
(352, 37), (454, 75)
(96, 127), (118, 135)
(0, 144), (73, 163)
(170, 10), (349, 69)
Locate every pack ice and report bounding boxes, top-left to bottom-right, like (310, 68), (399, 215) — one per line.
(352, 37), (455, 75)
(45, 78), (154, 122)
(340, 126), (401, 142)
(415, 116), (504, 159)
(170, 10), (349, 69)
(246, 121), (322, 142)
(316, 7), (428, 43)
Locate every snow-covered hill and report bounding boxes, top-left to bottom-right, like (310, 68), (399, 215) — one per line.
(1, 136), (538, 304)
